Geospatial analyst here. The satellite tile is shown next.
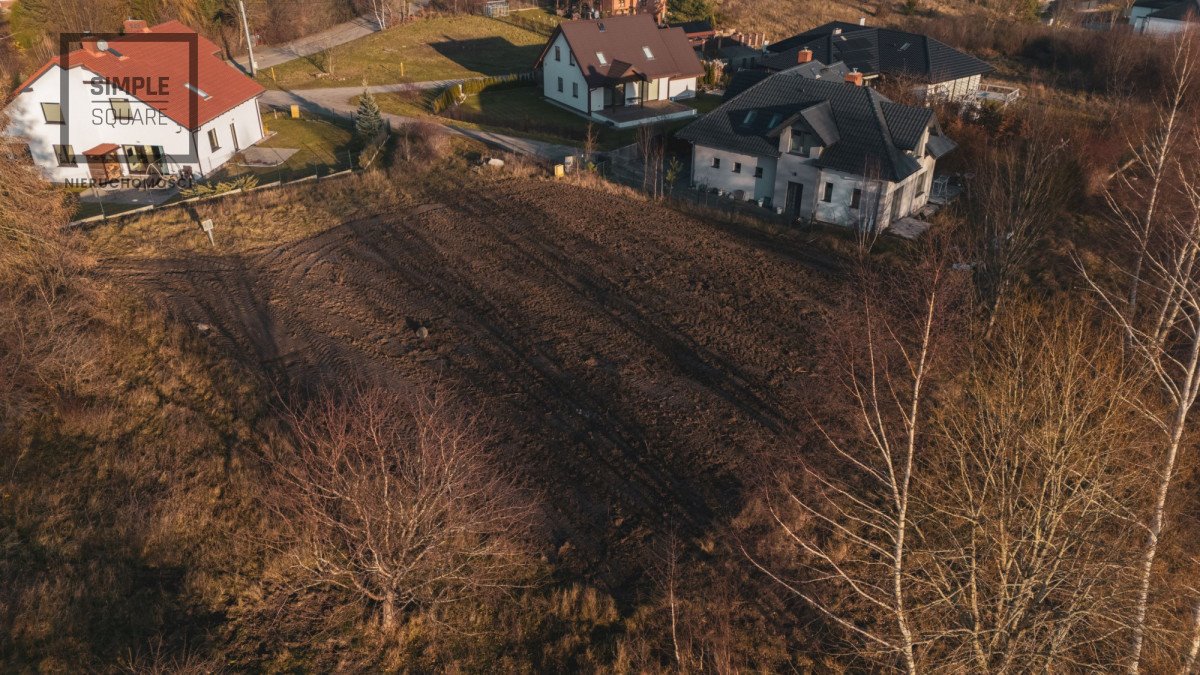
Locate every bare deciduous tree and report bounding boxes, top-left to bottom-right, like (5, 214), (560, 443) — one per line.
(969, 135), (1071, 335)
(637, 123), (666, 200)
(748, 250), (962, 673)
(262, 387), (538, 632)
(920, 306), (1146, 672)
(1083, 136), (1200, 671)
(1107, 36), (1195, 328)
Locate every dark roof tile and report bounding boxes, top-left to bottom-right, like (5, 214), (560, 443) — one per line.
(765, 22), (992, 84)
(679, 69), (949, 182)
(535, 15), (703, 88)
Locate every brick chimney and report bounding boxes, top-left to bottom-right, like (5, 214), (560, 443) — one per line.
(845, 70), (864, 86)
(123, 19), (150, 33)
(797, 48), (813, 64)
(81, 37), (103, 56)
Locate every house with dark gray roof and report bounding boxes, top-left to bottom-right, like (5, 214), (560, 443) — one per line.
(764, 22), (993, 103)
(724, 51), (852, 100)
(1129, 0), (1199, 34)
(677, 67), (956, 230)
(533, 15), (704, 128)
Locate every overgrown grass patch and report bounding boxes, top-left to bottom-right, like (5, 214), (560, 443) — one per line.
(261, 16), (546, 90)
(374, 85), (724, 150)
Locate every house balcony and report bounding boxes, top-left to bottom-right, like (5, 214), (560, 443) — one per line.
(976, 83), (1021, 106)
(592, 99), (697, 129)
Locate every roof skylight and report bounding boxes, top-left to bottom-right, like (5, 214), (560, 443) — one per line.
(596, 51), (608, 65)
(185, 82), (211, 100)
(643, 46), (655, 59)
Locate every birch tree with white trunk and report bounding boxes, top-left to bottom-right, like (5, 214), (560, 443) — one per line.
(748, 251), (961, 673)
(1083, 132), (1200, 674)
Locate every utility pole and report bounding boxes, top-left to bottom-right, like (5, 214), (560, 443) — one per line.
(238, 0), (256, 76)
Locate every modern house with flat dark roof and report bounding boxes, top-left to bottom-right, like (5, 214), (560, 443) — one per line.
(764, 22), (994, 103)
(677, 66), (956, 230)
(533, 14), (703, 128)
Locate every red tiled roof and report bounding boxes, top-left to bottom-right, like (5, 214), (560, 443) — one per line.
(15, 20), (264, 130)
(83, 143), (119, 155)
(535, 15), (704, 88)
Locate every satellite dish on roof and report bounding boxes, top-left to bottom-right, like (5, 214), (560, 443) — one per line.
(97, 40), (109, 51)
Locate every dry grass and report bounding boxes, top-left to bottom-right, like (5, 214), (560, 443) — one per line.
(81, 171), (416, 259)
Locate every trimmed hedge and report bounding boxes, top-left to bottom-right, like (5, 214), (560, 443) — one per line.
(429, 71), (535, 114)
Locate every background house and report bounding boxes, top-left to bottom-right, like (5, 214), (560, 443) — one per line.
(723, 49), (851, 99)
(677, 68), (956, 230)
(595, 0), (666, 23)
(534, 14), (703, 128)
(763, 22), (993, 103)
(5, 19), (265, 183)
(1129, 0), (1200, 34)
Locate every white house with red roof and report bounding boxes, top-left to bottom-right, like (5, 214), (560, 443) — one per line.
(5, 19), (265, 183)
(534, 15), (704, 128)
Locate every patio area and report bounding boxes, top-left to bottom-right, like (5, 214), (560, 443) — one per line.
(592, 99), (698, 129)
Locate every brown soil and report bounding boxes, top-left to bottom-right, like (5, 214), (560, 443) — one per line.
(108, 174), (843, 589)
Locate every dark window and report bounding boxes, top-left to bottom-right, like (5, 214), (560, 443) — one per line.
(754, 167), (764, 178)
(733, 162), (742, 173)
(555, 45), (561, 61)
(822, 182), (834, 202)
(569, 51), (575, 66)
(41, 102), (63, 124)
(53, 144), (76, 166)
(789, 130), (816, 156)
(712, 157), (721, 168)
(557, 77), (564, 93)
(851, 188), (862, 209)
(572, 82), (579, 98)
(207, 128), (221, 151)
(916, 171), (927, 196)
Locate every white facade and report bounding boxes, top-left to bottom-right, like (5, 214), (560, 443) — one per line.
(690, 124), (937, 230)
(5, 63), (263, 183)
(543, 33), (597, 113)
(1135, 15), (1194, 33)
(541, 32), (699, 122)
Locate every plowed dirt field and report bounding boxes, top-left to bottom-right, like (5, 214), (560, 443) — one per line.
(109, 175), (843, 584)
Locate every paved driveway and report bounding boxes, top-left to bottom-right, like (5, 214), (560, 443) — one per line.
(232, 16), (380, 72)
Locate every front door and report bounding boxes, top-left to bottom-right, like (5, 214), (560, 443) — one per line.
(785, 181), (804, 220)
(604, 85), (625, 108)
(122, 145), (164, 174)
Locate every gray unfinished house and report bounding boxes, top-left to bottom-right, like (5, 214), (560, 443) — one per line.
(677, 68), (956, 230)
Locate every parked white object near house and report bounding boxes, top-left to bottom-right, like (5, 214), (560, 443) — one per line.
(5, 19), (265, 183)
(533, 14), (704, 128)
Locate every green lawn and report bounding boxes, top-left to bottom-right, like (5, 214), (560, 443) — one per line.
(374, 86), (724, 150)
(263, 16), (548, 90)
(217, 112), (357, 181)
